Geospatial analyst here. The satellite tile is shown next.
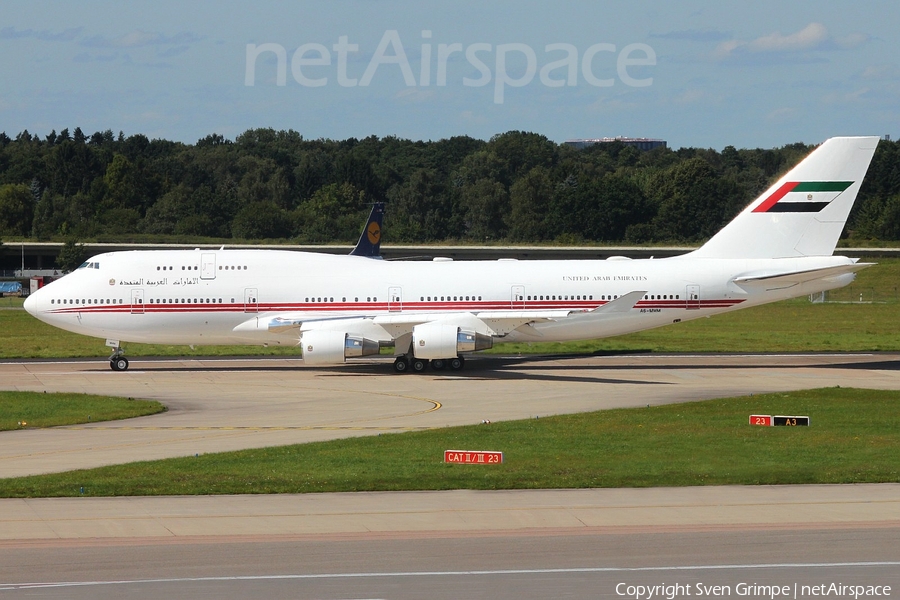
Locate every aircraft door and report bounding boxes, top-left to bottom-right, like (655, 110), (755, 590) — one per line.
(201, 253), (217, 280)
(686, 285), (700, 310)
(130, 289), (145, 314)
(244, 288), (259, 313)
(511, 285), (525, 309)
(388, 286), (402, 312)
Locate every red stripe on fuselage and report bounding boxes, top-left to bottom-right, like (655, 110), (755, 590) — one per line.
(47, 298), (745, 316)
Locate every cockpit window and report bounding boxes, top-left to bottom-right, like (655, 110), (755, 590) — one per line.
(77, 262), (101, 270)
(77, 262), (89, 269)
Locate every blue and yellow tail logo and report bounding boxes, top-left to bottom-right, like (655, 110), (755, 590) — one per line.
(366, 221), (381, 245)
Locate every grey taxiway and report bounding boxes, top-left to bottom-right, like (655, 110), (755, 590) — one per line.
(1, 353), (898, 598)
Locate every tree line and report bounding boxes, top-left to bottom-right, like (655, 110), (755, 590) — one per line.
(0, 127), (898, 245)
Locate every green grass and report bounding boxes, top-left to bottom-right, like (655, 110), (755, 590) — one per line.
(0, 296), (25, 309)
(0, 391), (165, 431)
(1, 388), (897, 496)
(492, 300), (900, 354)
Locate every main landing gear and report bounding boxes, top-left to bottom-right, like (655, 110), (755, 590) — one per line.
(393, 355), (465, 373)
(109, 345), (130, 371)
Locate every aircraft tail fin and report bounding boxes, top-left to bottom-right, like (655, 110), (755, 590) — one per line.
(688, 136), (879, 259)
(349, 202), (385, 258)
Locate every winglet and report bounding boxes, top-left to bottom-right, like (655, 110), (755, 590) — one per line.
(350, 202), (385, 258)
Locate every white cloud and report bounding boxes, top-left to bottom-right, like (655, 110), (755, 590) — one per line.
(745, 22), (828, 53)
(714, 23), (868, 61)
(836, 32), (869, 49)
(860, 64), (900, 80)
(394, 88), (436, 103)
(822, 87), (871, 104)
(0, 26), (82, 42)
(765, 107), (798, 122)
(676, 89), (704, 104)
(82, 30), (202, 49)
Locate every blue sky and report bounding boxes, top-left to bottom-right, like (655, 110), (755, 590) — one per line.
(2, 1), (897, 149)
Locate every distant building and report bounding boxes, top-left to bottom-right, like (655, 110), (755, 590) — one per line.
(564, 137), (667, 151)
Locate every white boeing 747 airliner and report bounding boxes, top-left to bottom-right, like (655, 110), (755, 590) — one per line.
(25, 136), (879, 373)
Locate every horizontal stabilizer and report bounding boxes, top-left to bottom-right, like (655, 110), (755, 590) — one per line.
(733, 263), (873, 288)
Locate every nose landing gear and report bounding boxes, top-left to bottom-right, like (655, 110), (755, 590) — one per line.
(108, 343), (130, 371)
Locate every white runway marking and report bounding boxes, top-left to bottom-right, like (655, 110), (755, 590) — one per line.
(4, 561), (898, 591)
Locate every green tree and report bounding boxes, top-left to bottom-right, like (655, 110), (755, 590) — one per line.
(231, 201), (291, 240)
(102, 154), (139, 211)
(56, 239), (88, 273)
(487, 131), (558, 183)
(458, 178), (509, 241)
(293, 183), (366, 242)
(550, 173), (650, 242)
(507, 167), (552, 241)
(385, 169), (451, 242)
(651, 158), (743, 242)
(0, 183), (34, 236)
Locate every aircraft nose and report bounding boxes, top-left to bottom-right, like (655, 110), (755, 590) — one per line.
(23, 293), (37, 315)
(23, 286), (47, 317)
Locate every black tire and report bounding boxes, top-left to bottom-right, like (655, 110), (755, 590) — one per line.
(449, 356), (464, 371)
(431, 359), (445, 370)
(111, 357), (129, 371)
(393, 357), (409, 373)
(412, 358), (428, 372)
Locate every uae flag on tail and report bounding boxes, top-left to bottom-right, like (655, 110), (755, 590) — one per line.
(753, 181), (853, 213)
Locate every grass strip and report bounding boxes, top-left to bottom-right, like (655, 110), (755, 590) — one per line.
(0, 391), (165, 431)
(1, 387), (897, 497)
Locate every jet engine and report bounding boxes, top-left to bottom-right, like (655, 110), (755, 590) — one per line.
(411, 323), (493, 359)
(300, 330), (380, 365)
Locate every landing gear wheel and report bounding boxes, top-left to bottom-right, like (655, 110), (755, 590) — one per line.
(411, 358), (429, 372)
(449, 356), (465, 371)
(110, 357), (129, 371)
(431, 359), (445, 371)
(393, 356), (410, 373)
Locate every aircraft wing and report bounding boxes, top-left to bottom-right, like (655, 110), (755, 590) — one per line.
(234, 290), (649, 340)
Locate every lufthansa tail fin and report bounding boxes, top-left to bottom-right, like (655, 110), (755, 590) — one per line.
(688, 136), (879, 259)
(350, 202), (385, 258)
